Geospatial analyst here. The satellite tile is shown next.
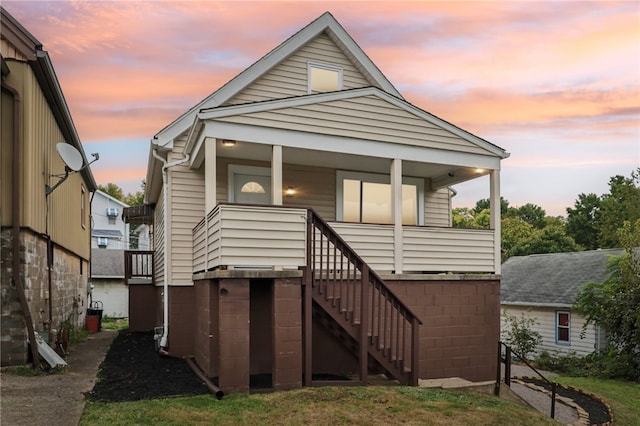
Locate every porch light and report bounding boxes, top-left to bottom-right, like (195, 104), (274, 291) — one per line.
(285, 186), (296, 197)
(475, 168), (485, 174)
(222, 139), (236, 147)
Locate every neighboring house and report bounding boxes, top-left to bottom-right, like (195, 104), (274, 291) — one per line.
(90, 249), (127, 318)
(91, 190), (129, 250)
(124, 12), (509, 393)
(501, 249), (619, 357)
(90, 190), (150, 317)
(1, 8), (97, 366)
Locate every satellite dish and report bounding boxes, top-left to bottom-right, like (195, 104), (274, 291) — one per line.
(56, 143), (83, 171)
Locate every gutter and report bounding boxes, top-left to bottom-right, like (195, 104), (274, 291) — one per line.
(151, 147), (190, 350)
(2, 80), (40, 367)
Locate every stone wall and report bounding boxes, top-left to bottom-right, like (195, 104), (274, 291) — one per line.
(1, 228), (89, 366)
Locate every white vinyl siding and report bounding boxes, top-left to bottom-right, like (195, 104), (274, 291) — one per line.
(168, 136), (205, 285)
(424, 187), (451, 227)
(154, 187), (165, 286)
(328, 223), (395, 271)
(403, 227), (495, 273)
(216, 95), (489, 155)
(195, 205), (307, 270)
(226, 33), (371, 105)
(501, 306), (599, 357)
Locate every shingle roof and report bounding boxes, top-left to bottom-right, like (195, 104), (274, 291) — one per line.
(92, 229), (123, 238)
(501, 249), (623, 306)
(91, 249), (124, 277)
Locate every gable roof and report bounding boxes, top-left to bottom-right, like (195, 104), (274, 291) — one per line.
(187, 87), (508, 162)
(152, 12), (401, 149)
(93, 190), (129, 208)
(501, 249), (623, 307)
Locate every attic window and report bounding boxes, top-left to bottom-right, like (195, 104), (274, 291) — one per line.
(308, 62), (342, 93)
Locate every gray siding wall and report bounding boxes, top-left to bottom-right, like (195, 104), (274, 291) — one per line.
(501, 306), (599, 357)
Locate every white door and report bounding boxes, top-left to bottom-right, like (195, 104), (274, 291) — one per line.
(231, 168), (272, 204)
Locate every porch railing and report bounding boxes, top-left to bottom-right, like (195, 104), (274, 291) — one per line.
(124, 250), (154, 284)
(307, 209), (422, 385)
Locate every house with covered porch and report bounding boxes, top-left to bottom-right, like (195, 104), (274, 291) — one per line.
(125, 12), (509, 394)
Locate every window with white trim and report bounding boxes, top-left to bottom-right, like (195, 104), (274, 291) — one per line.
(337, 171), (424, 225)
(97, 237), (108, 248)
(308, 62), (342, 93)
(556, 311), (570, 344)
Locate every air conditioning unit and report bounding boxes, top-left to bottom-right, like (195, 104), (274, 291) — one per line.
(106, 207), (119, 217)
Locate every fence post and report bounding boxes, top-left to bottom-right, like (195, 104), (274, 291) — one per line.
(494, 341), (502, 396)
(505, 346), (511, 387)
(550, 382), (556, 419)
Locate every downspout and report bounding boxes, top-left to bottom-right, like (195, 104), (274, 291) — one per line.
(152, 146), (190, 350)
(2, 80), (40, 366)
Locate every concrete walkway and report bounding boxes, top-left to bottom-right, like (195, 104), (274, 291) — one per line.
(505, 364), (582, 425)
(1, 330), (117, 426)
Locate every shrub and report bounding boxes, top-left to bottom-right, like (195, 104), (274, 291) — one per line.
(501, 310), (542, 360)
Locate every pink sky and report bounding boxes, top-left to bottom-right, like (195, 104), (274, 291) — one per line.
(4, 1), (639, 216)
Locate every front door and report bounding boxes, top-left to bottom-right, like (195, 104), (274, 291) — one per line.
(230, 166), (271, 204)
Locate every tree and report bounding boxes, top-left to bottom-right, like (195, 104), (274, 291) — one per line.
(597, 170), (640, 248)
(501, 217), (534, 261)
(566, 193), (601, 250)
(501, 311), (542, 360)
(473, 197), (509, 216)
(98, 182), (124, 201)
(574, 220), (640, 380)
(508, 203), (547, 229)
(507, 226), (579, 258)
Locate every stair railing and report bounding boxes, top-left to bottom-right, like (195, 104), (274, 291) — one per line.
(306, 208), (422, 385)
(496, 341), (557, 419)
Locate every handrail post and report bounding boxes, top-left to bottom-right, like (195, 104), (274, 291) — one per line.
(303, 210), (313, 386)
(359, 266), (369, 384)
(505, 345), (511, 387)
(494, 341), (502, 396)
(411, 316), (419, 386)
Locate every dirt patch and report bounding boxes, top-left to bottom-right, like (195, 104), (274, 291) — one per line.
(86, 331), (208, 402)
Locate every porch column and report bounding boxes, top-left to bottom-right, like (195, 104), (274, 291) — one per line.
(391, 159), (403, 274)
(490, 169), (501, 274)
(272, 145), (283, 205)
(205, 138), (217, 213)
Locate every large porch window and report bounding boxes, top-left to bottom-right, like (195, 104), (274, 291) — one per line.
(337, 171), (424, 225)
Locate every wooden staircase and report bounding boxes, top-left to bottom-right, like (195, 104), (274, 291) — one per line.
(304, 209), (422, 386)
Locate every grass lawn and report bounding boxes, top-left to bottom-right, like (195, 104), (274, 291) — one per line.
(554, 376), (640, 426)
(100, 317), (129, 331)
(81, 386), (555, 425)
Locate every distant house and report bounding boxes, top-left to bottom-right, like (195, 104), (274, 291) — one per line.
(91, 190), (129, 250)
(90, 249), (127, 318)
(125, 12), (509, 393)
(1, 7), (97, 365)
(90, 190), (150, 317)
(501, 249), (619, 357)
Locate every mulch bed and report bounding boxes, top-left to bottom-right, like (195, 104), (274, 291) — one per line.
(519, 377), (612, 425)
(86, 331), (208, 402)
